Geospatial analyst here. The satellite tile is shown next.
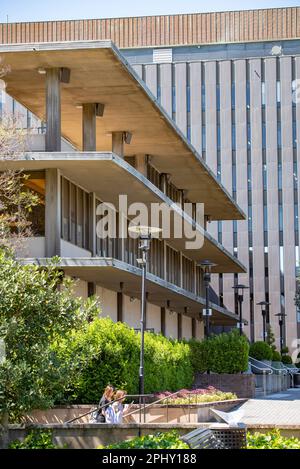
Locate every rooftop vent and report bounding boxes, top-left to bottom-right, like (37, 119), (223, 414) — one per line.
(153, 48), (173, 64)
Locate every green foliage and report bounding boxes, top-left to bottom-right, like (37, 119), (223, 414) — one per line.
(266, 326), (276, 354)
(188, 330), (249, 374)
(0, 250), (99, 421)
(272, 350), (282, 362)
(9, 430), (60, 449)
(247, 430), (300, 449)
(281, 354), (293, 364)
(53, 317), (193, 403)
(100, 431), (189, 449)
(249, 341), (273, 361)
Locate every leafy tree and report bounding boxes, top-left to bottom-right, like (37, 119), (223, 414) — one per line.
(266, 325), (276, 351)
(0, 115), (40, 248)
(0, 250), (99, 424)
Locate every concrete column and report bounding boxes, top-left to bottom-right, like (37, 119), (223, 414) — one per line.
(112, 132), (124, 158)
(135, 154), (148, 176)
(46, 68), (61, 152)
(45, 168), (61, 257)
(82, 103), (97, 151)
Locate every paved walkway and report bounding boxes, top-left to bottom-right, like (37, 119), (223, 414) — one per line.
(239, 388), (300, 426)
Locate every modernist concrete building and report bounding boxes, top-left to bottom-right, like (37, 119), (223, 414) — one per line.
(0, 40), (245, 341)
(0, 6), (300, 350)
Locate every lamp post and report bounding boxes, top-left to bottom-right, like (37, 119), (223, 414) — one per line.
(198, 260), (217, 338)
(232, 284), (249, 336)
(275, 312), (287, 354)
(257, 301), (271, 342)
(128, 225), (162, 399)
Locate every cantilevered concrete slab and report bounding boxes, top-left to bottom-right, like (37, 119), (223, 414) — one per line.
(0, 40), (245, 221)
(20, 257), (239, 325)
(5, 152), (246, 273)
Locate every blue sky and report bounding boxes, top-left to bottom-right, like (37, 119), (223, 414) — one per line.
(0, 1), (299, 23)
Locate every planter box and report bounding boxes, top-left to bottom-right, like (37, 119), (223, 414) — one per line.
(193, 373), (255, 398)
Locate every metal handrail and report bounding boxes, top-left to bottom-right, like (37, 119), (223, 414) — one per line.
(249, 356), (286, 375)
(124, 389), (199, 423)
(65, 394), (153, 424)
(250, 363), (273, 375)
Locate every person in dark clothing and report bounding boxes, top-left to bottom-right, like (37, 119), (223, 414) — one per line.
(90, 385), (115, 423)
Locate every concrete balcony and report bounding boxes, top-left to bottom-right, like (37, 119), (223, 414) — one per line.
(6, 151), (245, 273)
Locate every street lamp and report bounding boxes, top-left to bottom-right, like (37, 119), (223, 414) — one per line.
(128, 225), (162, 399)
(257, 301), (271, 342)
(232, 284), (249, 336)
(198, 260), (217, 338)
(275, 312), (287, 354)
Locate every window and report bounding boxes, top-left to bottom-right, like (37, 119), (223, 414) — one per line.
(232, 124), (236, 150)
(186, 85), (191, 113)
(216, 84), (220, 111)
(201, 83), (206, 109)
(202, 126), (206, 152)
(262, 123), (266, 149)
(61, 176), (90, 251)
(217, 124), (221, 150)
(276, 81), (281, 103)
(261, 82), (266, 106)
(246, 81), (250, 109)
(247, 124), (251, 148)
(277, 123), (282, 148)
(293, 121), (297, 148)
(231, 83), (235, 109)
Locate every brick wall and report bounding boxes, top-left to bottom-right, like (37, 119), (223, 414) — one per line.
(194, 373), (255, 399)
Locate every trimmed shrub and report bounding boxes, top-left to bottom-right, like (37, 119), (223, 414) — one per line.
(100, 431), (189, 449)
(249, 341), (273, 361)
(53, 317), (193, 403)
(281, 354), (293, 365)
(188, 330), (249, 374)
(272, 351), (282, 362)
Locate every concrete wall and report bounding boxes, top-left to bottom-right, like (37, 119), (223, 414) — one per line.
(2, 423), (199, 449)
(74, 283), (204, 340)
(13, 237), (45, 258)
(193, 373), (256, 399)
(60, 240), (92, 258)
(22, 399), (246, 426)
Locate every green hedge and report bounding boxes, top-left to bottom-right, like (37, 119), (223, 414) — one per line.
(53, 318), (193, 403)
(249, 341), (273, 361)
(52, 320), (249, 403)
(188, 330), (249, 374)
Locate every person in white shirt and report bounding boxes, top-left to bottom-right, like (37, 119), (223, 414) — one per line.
(112, 390), (133, 424)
